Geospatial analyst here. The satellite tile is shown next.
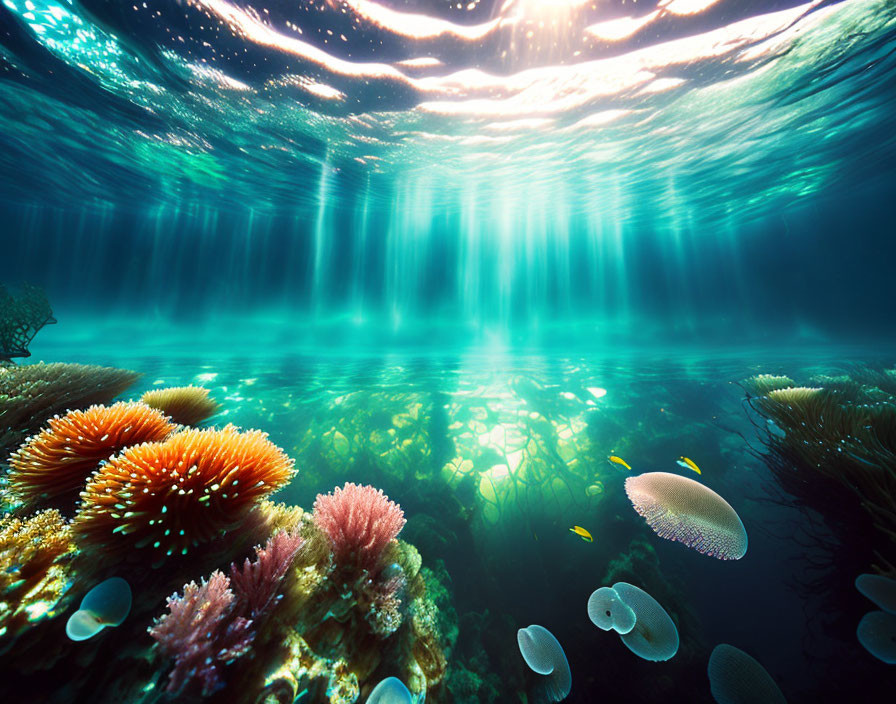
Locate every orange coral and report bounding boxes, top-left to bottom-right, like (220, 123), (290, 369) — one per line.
(141, 386), (221, 426)
(8, 402), (177, 511)
(73, 425), (296, 562)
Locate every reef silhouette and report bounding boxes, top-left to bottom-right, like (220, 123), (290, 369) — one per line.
(0, 283), (55, 363)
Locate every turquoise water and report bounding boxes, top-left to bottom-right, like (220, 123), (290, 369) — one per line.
(3, 0), (896, 702)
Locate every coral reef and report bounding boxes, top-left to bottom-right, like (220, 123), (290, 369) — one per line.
(745, 370), (896, 578)
(73, 425), (296, 563)
(141, 385), (221, 426)
(0, 509), (76, 652)
(313, 482), (406, 573)
(0, 362), (140, 459)
(151, 530), (305, 695)
(150, 569), (255, 696)
(8, 402), (177, 512)
(0, 360), (453, 704)
(0, 283), (55, 363)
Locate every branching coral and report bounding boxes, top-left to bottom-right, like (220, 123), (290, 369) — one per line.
(313, 482), (406, 573)
(230, 530), (305, 620)
(0, 362), (140, 458)
(149, 570), (254, 696)
(8, 402), (177, 512)
(73, 425), (295, 563)
(0, 284), (55, 363)
(150, 530), (305, 696)
(141, 386), (221, 426)
(0, 509), (76, 652)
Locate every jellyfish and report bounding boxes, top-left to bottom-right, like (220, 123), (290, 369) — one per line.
(857, 611), (896, 664)
(587, 586), (636, 634)
(65, 577), (132, 641)
(367, 676), (414, 704)
(624, 472), (748, 560)
(855, 573), (896, 614)
(611, 582), (679, 661)
(517, 625), (572, 702)
(707, 644), (787, 703)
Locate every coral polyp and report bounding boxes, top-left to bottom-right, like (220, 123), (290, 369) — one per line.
(0, 509), (76, 652)
(141, 386), (221, 426)
(0, 362), (140, 457)
(73, 425), (295, 561)
(8, 402), (177, 511)
(313, 482), (406, 572)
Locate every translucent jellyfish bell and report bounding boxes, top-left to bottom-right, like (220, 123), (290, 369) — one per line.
(625, 472), (747, 560)
(517, 625), (572, 702)
(707, 644), (787, 704)
(855, 574), (896, 614)
(587, 587), (636, 634)
(66, 577), (132, 641)
(367, 676), (414, 704)
(612, 582), (679, 661)
(857, 610), (896, 664)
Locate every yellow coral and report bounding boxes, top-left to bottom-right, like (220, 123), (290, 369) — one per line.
(0, 510), (76, 650)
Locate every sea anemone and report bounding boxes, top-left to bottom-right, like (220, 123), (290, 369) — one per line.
(0, 362), (139, 458)
(141, 386), (221, 426)
(624, 472), (748, 560)
(312, 482), (406, 572)
(8, 402), (177, 511)
(73, 425), (295, 562)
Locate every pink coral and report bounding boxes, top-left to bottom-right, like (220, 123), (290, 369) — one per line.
(312, 482), (406, 571)
(148, 571), (253, 696)
(149, 531), (305, 695)
(230, 530), (304, 619)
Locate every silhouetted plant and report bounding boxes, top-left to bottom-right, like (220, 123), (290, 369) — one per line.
(0, 284), (55, 363)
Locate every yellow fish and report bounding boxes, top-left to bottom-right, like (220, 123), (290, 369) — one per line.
(608, 455), (631, 470)
(570, 526), (593, 543)
(677, 456), (702, 475)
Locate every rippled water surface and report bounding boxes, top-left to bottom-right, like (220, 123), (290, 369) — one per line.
(2, 0), (895, 220)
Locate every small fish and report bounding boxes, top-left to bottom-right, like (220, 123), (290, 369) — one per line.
(608, 455), (631, 470)
(677, 456), (702, 475)
(570, 526), (593, 542)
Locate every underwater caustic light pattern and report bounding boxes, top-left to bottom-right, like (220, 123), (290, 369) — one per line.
(587, 586), (636, 634)
(8, 402), (177, 510)
(517, 624), (572, 702)
(141, 386), (221, 426)
(73, 425), (295, 561)
(611, 582), (679, 662)
(707, 644), (787, 704)
(625, 472), (748, 559)
(65, 577), (132, 641)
